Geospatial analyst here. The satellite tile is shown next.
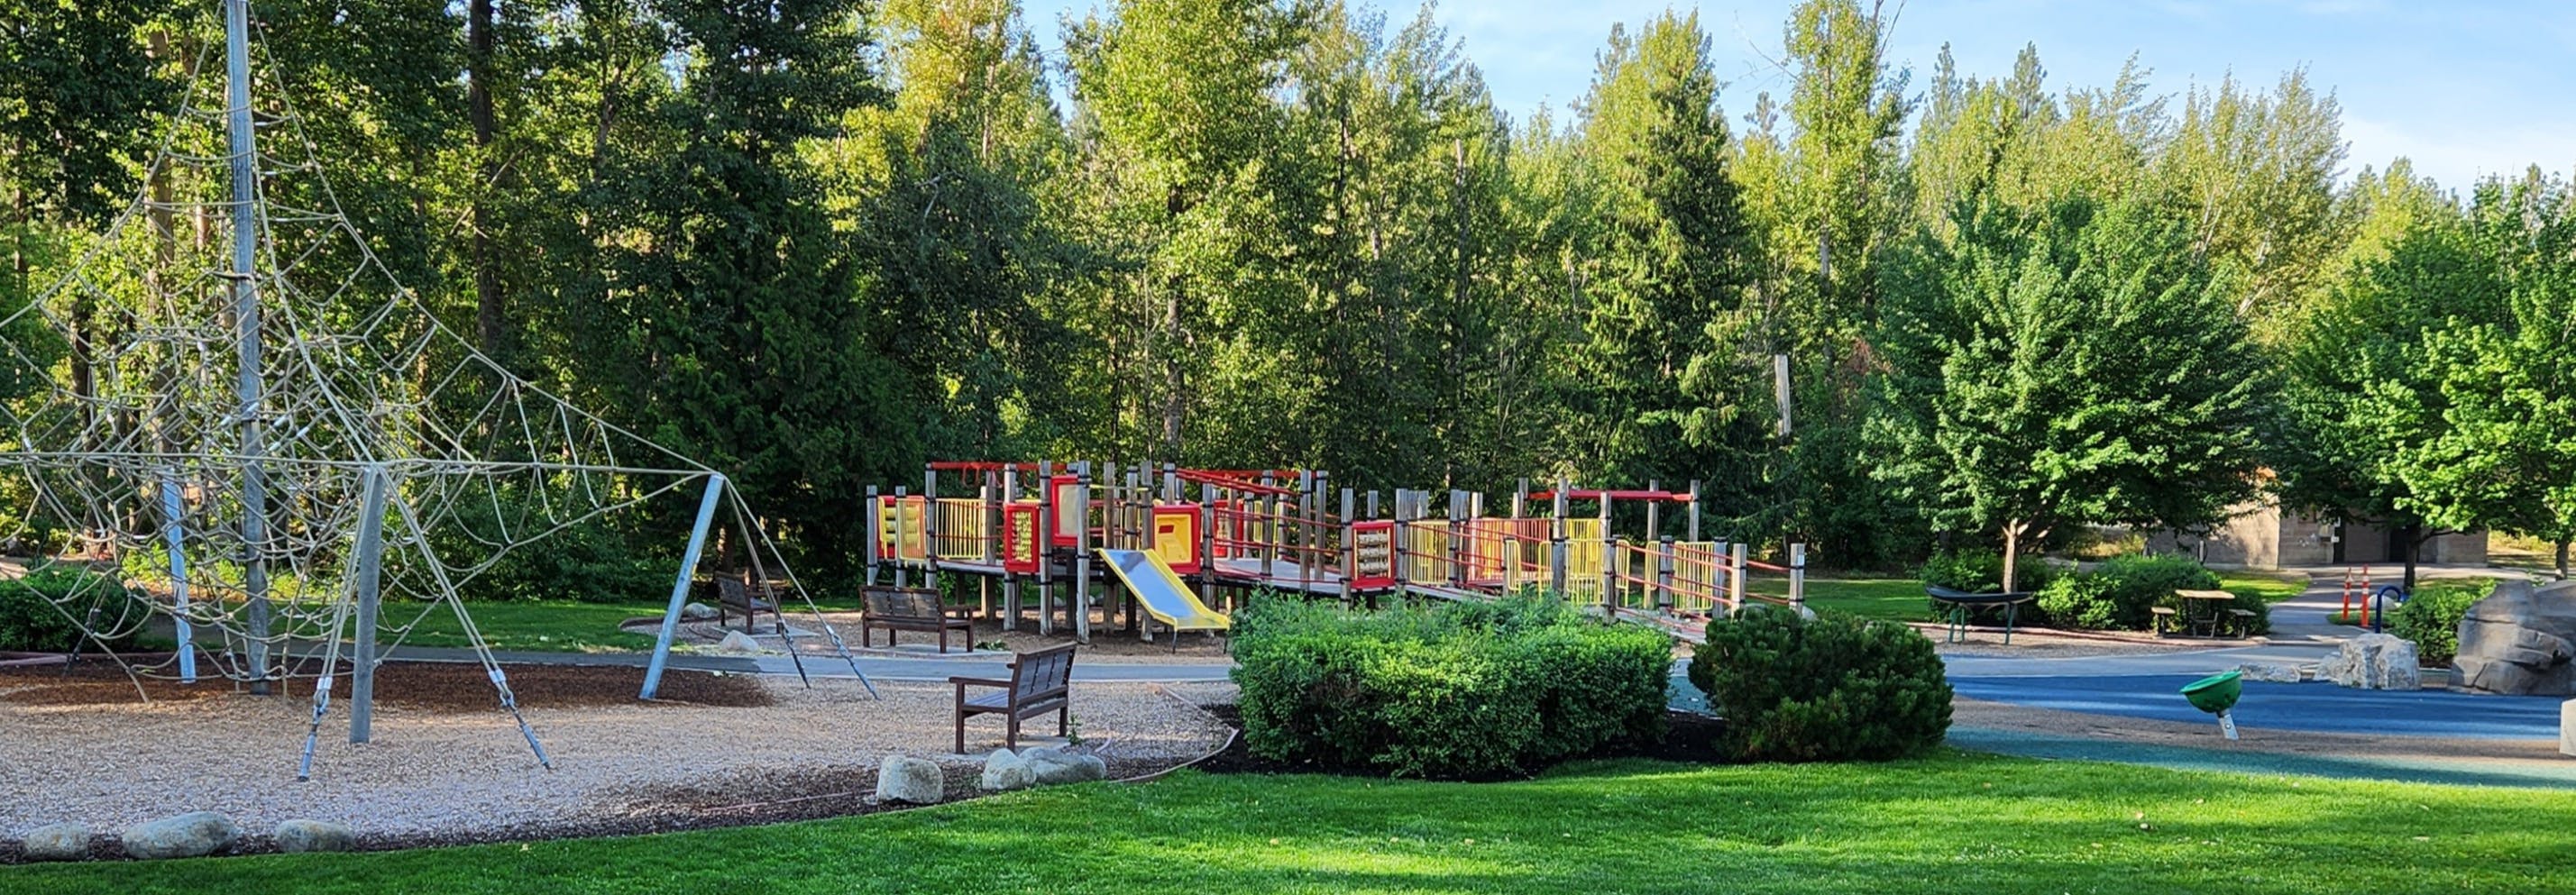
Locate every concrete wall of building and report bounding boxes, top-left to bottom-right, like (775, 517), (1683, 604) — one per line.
(2145, 496), (2486, 570)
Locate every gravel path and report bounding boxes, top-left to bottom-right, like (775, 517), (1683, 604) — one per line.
(0, 669), (1229, 848)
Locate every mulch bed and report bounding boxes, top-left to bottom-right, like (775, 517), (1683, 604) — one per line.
(0, 661), (771, 711)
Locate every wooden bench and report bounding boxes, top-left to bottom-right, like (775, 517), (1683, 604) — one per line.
(952, 644), (1077, 753)
(715, 573), (777, 634)
(2227, 607), (2259, 637)
(863, 586), (973, 653)
(2151, 606), (2179, 636)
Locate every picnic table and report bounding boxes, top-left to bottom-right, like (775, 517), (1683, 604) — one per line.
(2169, 589), (2248, 638)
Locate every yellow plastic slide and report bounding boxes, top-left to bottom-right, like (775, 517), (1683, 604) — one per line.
(1096, 548), (1232, 634)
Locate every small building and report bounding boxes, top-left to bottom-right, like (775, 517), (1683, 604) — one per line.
(2149, 494), (2488, 570)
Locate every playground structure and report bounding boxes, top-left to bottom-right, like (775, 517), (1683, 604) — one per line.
(866, 461), (1809, 643)
(0, 0), (874, 778)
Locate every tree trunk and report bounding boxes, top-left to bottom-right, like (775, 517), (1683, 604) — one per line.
(2555, 539), (2569, 580)
(2000, 519), (2021, 593)
(2399, 521), (2421, 593)
(1160, 282), (1182, 459)
(468, 0), (504, 360)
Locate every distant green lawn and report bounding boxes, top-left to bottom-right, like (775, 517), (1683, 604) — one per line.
(9, 753), (2575, 894)
(2215, 571), (2311, 604)
(1792, 576), (1931, 621)
(1796, 570), (2310, 626)
(389, 598), (668, 653)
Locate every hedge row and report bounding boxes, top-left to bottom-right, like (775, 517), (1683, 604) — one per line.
(1230, 595), (1670, 779)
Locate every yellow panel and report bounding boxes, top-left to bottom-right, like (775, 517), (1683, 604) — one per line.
(1152, 507), (1199, 567)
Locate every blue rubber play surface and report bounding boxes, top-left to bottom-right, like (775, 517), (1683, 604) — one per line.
(1950, 674), (2567, 740)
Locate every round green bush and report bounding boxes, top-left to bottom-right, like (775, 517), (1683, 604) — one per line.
(1690, 607), (1951, 762)
(0, 562), (149, 653)
(2390, 580), (2493, 665)
(1231, 594), (1670, 779)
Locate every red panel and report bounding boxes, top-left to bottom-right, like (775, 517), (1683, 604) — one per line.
(1002, 503), (1044, 574)
(1349, 520), (1397, 589)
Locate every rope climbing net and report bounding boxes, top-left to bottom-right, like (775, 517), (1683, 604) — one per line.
(0, 11), (869, 777)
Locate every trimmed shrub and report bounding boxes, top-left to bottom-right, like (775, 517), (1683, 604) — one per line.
(2034, 554), (2265, 634)
(0, 562), (149, 653)
(2391, 580), (2494, 665)
(1690, 607), (1951, 762)
(1231, 594), (1670, 779)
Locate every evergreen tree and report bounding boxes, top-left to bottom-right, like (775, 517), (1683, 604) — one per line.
(1567, 11), (1763, 499)
(560, 0), (903, 573)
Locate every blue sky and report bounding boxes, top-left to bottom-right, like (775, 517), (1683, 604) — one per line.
(1015, 1), (2576, 189)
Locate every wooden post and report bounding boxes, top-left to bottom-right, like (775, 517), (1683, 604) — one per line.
(979, 476), (996, 619)
(1728, 542), (1748, 611)
(1550, 479), (1569, 597)
(893, 485), (910, 589)
(1655, 534), (1674, 614)
(1447, 489), (1467, 589)
(1034, 462), (1052, 635)
(923, 467), (939, 581)
(1260, 472), (1278, 585)
(1687, 479), (1701, 543)
(1129, 469), (1147, 635)
(1003, 467), (1022, 631)
(1598, 491), (1614, 607)
(1074, 470), (1092, 644)
(864, 484), (880, 587)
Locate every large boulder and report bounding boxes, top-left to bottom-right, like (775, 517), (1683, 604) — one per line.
(18, 822), (91, 862)
(980, 748), (1036, 791)
(875, 754), (944, 805)
(2454, 580), (2576, 696)
(120, 811), (239, 860)
(1022, 746), (1108, 785)
(2320, 633), (2421, 690)
(272, 819), (357, 854)
(2235, 662), (2305, 683)
(712, 630), (764, 654)
(680, 602), (720, 621)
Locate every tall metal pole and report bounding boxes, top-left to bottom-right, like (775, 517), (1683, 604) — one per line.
(347, 464), (390, 743)
(641, 475), (727, 700)
(159, 474), (196, 684)
(225, 0), (273, 696)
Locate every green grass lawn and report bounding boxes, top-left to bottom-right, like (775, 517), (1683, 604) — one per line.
(1791, 576), (1930, 621)
(389, 598), (669, 653)
(9, 753), (2575, 894)
(2215, 571), (2311, 604)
